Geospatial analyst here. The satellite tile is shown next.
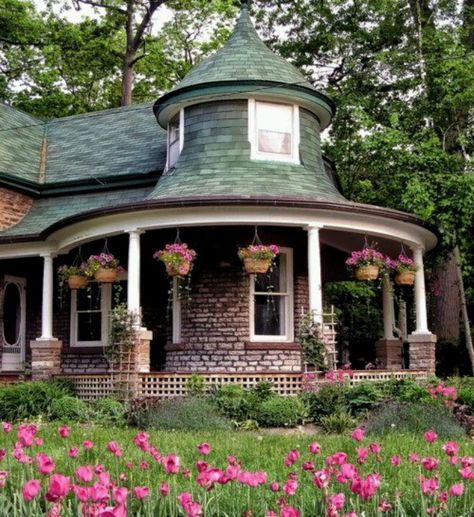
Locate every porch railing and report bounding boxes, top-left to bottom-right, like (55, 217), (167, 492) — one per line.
(69, 370), (429, 401)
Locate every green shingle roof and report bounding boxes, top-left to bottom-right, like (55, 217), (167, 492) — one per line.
(173, 5), (315, 93)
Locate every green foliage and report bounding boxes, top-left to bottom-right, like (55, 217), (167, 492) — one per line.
(128, 396), (231, 431)
(185, 374), (206, 397)
(366, 401), (465, 438)
(93, 398), (126, 426)
(345, 382), (383, 415)
(380, 378), (433, 403)
(0, 381), (70, 421)
(256, 396), (305, 428)
(211, 384), (252, 422)
(298, 313), (328, 370)
(447, 376), (474, 413)
(49, 396), (89, 422)
(301, 384), (349, 423)
(47, 377), (76, 396)
(320, 412), (356, 434)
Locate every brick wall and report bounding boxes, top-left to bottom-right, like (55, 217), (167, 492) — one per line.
(0, 188), (33, 231)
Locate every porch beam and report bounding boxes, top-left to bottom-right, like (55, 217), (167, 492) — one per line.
(40, 252), (55, 339)
(306, 224), (323, 324)
(412, 245), (430, 334)
(127, 230), (142, 323)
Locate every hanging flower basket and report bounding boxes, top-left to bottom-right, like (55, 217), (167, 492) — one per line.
(86, 253), (121, 283)
(355, 265), (380, 281)
(238, 244), (279, 274)
(153, 243), (197, 277)
(57, 263), (88, 290)
(395, 270), (416, 285)
(345, 246), (385, 281)
(67, 275), (88, 289)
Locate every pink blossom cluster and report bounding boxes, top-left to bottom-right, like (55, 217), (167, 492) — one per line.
(345, 248), (385, 268)
(87, 253), (120, 270)
(0, 421), (472, 516)
(153, 243), (197, 274)
(238, 244), (280, 260)
(428, 382), (458, 405)
(384, 254), (418, 273)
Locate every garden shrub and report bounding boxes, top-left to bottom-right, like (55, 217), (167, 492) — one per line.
(320, 411), (356, 434)
(211, 384), (251, 422)
(446, 376), (474, 414)
(345, 382), (383, 415)
(49, 396), (89, 422)
(93, 398), (126, 425)
(47, 377), (76, 396)
(301, 383), (349, 423)
(128, 396), (231, 431)
(0, 381), (69, 421)
(365, 401), (465, 438)
(256, 396), (305, 428)
(185, 374), (206, 397)
(380, 378), (432, 403)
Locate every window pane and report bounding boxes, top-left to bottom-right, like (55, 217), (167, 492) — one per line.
(256, 102), (292, 131)
(77, 312), (101, 342)
(258, 130), (291, 154)
(254, 295), (286, 336)
(77, 284), (100, 310)
(254, 255), (285, 293)
(169, 140), (180, 167)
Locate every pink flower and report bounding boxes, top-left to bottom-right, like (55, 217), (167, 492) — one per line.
(351, 428), (364, 442)
(326, 452), (348, 466)
(83, 440), (94, 450)
(309, 442), (321, 454)
(58, 426), (70, 438)
(112, 486), (128, 504)
(36, 453), (55, 475)
(18, 425), (36, 447)
(90, 482), (109, 502)
(340, 463), (358, 481)
(133, 432), (150, 452)
(442, 441), (459, 457)
(284, 450), (300, 467)
(133, 486), (149, 500)
(197, 443), (211, 456)
(449, 483), (464, 497)
(76, 466), (94, 483)
(280, 506), (300, 517)
(163, 454), (180, 474)
(378, 500), (392, 512)
(269, 482), (280, 492)
(2, 423), (11, 433)
(419, 475), (439, 495)
(107, 442), (122, 457)
(99, 505), (126, 517)
(459, 466), (473, 480)
(69, 447), (79, 458)
(391, 455), (401, 466)
(356, 447), (369, 464)
(369, 442), (381, 455)
(22, 479), (41, 501)
(159, 482), (170, 496)
(45, 474), (71, 502)
(313, 469), (330, 489)
(329, 493), (345, 510)
(408, 452), (420, 463)
(178, 492), (202, 517)
(350, 473), (382, 500)
(421, 457), (440, 471)
(283, 478), (298, 496)
(424, 430), (438, 443)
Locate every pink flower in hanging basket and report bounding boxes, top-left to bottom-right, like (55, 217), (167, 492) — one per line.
(153, 243), (197, 276)
(238, 244), (279, 261)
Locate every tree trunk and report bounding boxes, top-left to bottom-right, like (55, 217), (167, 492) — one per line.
(453, 246), (474, 374)
(431, 252), (461, 342)
(121, 57), (134, 106)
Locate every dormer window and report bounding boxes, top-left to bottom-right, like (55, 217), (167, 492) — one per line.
(167, 109), (184, 169)
(248, 100), (300, 163)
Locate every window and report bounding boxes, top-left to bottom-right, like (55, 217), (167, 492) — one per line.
(167, 109), (184, 169)
(248, 100), (300, 163)
(250, 248), (293, 341)
(70, 283), (111, 347)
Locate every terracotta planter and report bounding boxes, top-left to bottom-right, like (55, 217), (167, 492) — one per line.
(165, 261), (191, 277)
(355, 265), (380, 281)
(243, 257), (271, 274)
(395, 270), (416, 286)
(94, 267), (118, 283)
(67, 275), (88, 289)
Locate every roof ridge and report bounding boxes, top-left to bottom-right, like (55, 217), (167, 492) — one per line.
(0, 101), (44, 125)
(45, 102), (154, 124)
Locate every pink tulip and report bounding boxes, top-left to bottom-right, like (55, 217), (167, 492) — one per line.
(329, 493), (345, 510)
(356, 447), (369, 464)
(22, 479), (41, 501)
(18, 425), (36, 447)
(133, 432), (150, 452)
(408, 452), (420, 463)
(419, 475), (439, 495)
(69, 447), (79, 458)
(369, 443), (381, 455)
(421, 457), (440, 471)
(283, 478), (298, 496)
(449, 483), (464, 497)
(73, 485), (90, 502)
(351, 428), (364, 441)
(442, 441), (459, 457)
(280, 506), (300, 517)
(112, 486), (128, 504)
(424, 430), (438, 443)
(36, 453), (55, 475)
(2, 423), (12, 433)
(284, 450), (300, 467)
(459, 466), (473, 480)
(326, 452), (348, 466)
(159, 482), (170, 496)
(269, 481), (279, 492)
(378, 500), (392, 512)
(391, 455), (401, 466)
(83, 440), (94, 449)
(45, 474), (71, 502)
(163, 454), (180, 474)
(90, 482), (109, 503)
(302, 461), (315, 472)
(107, 442), (122, 457)
(438, 491), (448, 503)
(313, 469), (330, 489)
(99, 505), (127, 517)
(309, 442), (321, 454)
(197, 443), (211, 456)
(343, 513), (358, 517)
(58, 426), (70, 438)
(133, 486), (149, 500)
(340, 463), (358, 481)
(76, 466), (94, 483)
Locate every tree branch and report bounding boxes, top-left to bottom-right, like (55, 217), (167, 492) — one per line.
(74, 0), (126, 15)
(132, 0), (165, 50)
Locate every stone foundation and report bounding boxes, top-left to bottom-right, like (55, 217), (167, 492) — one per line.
(30, 339), (62, 379)
(61, 353), (109, 374)
(375, 338), (403, 369)
(136, 329), (152, 372)
(408, 333), (437, 373)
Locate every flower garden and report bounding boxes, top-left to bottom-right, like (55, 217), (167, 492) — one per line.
(0, 376), (472, 515)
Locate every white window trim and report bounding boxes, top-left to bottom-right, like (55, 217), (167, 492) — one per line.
(249, 247), (294, 342)
(172, 277), (181, 344)
(248, 99), (300, 164)
(70, 283), (112, 347)
(166, 108), (184, 170)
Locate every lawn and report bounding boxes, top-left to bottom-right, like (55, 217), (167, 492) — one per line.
(0, 423), (472, 516)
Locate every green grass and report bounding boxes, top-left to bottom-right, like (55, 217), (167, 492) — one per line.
(0, 423), (472, 516)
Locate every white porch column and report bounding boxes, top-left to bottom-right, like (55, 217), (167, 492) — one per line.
(127, 230), (142, 323)
(382, 274), (394, 338)
(40, 253), (55, 339)
(412, 246), (430, 334)
(306, 224), (323, 324)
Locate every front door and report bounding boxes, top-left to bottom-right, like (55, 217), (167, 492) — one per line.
(1, 276), (26, 371)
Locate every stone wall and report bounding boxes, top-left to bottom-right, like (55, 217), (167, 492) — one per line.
(0, 188), (33, 231)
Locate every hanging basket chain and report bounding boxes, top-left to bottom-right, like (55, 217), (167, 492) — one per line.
(71, 246), (84, 267)
(252, 225), (262, 246)
(174, 228), (182, 244)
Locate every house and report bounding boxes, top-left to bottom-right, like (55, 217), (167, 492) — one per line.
(0, 3), (437, 391)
